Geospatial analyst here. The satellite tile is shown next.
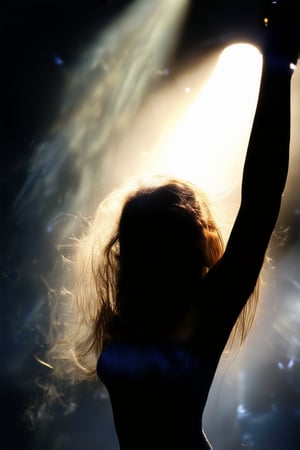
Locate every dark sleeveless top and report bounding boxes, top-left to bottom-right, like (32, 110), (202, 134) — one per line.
(97, 339), (216, 449)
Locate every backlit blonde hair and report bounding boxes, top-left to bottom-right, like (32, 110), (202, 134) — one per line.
(45, 174), (259, 383)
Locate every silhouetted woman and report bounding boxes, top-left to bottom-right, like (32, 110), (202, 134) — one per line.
(47, 3), (299, 449)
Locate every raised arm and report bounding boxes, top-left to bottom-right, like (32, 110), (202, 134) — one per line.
(241, 1), (299, 208)
(203, 2), (299, 326)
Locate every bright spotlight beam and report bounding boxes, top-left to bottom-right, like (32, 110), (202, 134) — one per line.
(15, 0), (190, 237)
(153, 43), (262, 197)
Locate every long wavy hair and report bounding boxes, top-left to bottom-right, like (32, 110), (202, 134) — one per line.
(45, 175), (259, 383)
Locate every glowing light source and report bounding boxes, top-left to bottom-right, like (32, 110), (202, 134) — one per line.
(152, 43), (262, 198)
(53, 54), (64, 66)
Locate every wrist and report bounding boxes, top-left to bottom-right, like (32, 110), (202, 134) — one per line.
(263, 54), (297, 76)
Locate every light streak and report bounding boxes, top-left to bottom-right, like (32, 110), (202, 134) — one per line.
(15, 0), (190, 243)
(150, 43), (262, 197)
(34, 355), (54, 370)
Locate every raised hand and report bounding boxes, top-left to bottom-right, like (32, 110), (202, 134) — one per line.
(262, 0), (300, 65)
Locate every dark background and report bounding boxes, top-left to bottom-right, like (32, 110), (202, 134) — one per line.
(1, 1), (300, 449)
